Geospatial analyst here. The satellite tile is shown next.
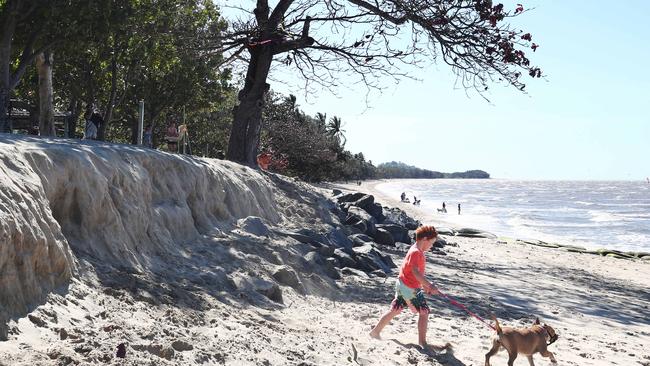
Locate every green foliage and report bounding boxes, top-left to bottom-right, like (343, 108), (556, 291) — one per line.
(260, 92), (377, 182)
(377, 162), (490, 179)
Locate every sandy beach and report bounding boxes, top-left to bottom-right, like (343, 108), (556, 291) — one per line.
(324, 180), (650, 366)
(1, 137), (648, 365)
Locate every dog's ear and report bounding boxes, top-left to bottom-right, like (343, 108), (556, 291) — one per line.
(534, 317), (540, 325)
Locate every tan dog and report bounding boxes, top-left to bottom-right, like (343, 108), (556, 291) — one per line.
(485, 317), (558, 366)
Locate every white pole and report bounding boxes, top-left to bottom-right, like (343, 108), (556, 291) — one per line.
(137, 100), (144, 145)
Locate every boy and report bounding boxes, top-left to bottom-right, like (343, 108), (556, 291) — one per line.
(369, 225), (440, 348)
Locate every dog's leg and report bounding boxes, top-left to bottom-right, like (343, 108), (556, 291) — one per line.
(540, 350), (557, 364)
(507, 351), (518, 366)
(484, 340), (500, 366)
(526, 355), (535, 366)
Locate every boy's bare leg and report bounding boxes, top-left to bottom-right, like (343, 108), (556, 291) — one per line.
(417, 309), (429, 347)
(369, 308), (402, 339)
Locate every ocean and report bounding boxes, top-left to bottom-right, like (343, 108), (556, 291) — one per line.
(376, 179), (650, 253)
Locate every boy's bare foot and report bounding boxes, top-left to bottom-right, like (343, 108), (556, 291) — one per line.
(369, 330), (381, 340)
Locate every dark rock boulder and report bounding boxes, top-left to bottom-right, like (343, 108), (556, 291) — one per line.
(365, 202), (385, 222)
(346, 206), (377, 236)
(237, 216), (270, 237)
(353, 194), (375, 211)
(349, 233), (374, 247)
(382, 207), (420, 230)
(373, 228), (395, 247)
(326, 227), (353, 250)
(272, 266), (304, 293)
(456, 228), (497, 239)
(376, 223), (411, 243)
(341, 267), (369, 278)
(332, 249), (357, 268)
(353, 244), (393, 273)
(336, 192), (366, 203)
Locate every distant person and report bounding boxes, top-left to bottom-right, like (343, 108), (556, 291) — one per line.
(401, 192), (406, 202)
(143, 125), (153, 148)
(82, 104), (98, 140)
(458, 203), (461, 215)
(442, 202), (447, 213)
(165, 121), (179, 152)
(369, 226), (441, 349)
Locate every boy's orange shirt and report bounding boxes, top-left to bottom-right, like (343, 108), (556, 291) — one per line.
(398, 244), (425, 289)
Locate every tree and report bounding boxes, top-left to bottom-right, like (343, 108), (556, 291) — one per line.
(326, 115), (346, 147)
(0, 0), (55, 132)
(220, 0), (542, 166)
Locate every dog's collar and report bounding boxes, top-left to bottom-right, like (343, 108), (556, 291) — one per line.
(542, 325), (558, 345)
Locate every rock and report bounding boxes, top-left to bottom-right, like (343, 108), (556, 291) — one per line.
(373, 228), (395, 246)
(60, 328), (69, 340)
(28, 314), (47, 328)
(353, 194), (375, 211)
(365, 203), (384, 222)
(336, 192), (366, 203)
(237, 216), (269, 237)
(376, 224), (410, 243)
(348, 233), (373, 247)
(234, 276), (283, 303)
(132, 344), (175, 360)
(326, 227), (353, 250)
(433, 237), (447, 248)
(171, 340), (194, 352)
(332, 189), (342, 196)
(340, 267), (369, 278)
(370, 269), (387, 278)
(325, 257), (339, 268)
(333, 249), (357, 268)
(322, 260), (341, 279)
(305, 251), (325, 266)
(346, 206), (376, 236)
(255, 280), (283, 303)
(296, 228), (330, 245)
(272, 229), (312, 243)
(116, 343), (127, 358)
(456, 228), (497, 239)
(318, 245), (335, 257)
(353, 244), (392, 273)
(436, 227), (455, 236)
(382, 207), (420, 229)
(272, 266), (303, 292)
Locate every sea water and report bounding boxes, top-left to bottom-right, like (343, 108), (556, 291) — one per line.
(376, 179), (650, 252)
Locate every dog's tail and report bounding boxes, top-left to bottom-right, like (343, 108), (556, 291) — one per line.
(491, 314), (503, 335)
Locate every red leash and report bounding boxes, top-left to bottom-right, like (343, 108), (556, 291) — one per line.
(436, 290), (496, 331)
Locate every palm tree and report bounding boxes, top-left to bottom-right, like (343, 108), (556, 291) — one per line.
(327, 116), (346, 147)
(315, 112), (327, 133)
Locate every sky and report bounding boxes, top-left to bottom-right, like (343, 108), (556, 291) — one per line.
(220, 1), (650, 180)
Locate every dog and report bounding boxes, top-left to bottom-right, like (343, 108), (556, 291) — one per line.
(485, 317), (558, 366)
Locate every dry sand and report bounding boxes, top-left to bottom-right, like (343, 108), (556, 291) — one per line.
(1, 136), (649, 365)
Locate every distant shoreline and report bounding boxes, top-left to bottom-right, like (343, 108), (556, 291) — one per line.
(324, 179), (650, 262)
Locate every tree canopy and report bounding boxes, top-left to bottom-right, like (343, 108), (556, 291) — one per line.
(218, 0), (543, 165)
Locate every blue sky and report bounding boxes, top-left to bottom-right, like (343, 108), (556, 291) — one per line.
(222, 1), (650, 180)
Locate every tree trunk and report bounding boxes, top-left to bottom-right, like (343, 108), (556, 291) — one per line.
(0, 88), (9, 133)
(0, 5), (16, 133)
(36, 51), (55, 136)
(99, 55), (119, 141)
(67, 99), (82, 138)
(226, 46), (273, 166)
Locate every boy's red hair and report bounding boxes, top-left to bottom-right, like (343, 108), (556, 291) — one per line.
(415, 225), (438, 241)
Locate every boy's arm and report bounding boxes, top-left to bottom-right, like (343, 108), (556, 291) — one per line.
(412, 267), (440, 295)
